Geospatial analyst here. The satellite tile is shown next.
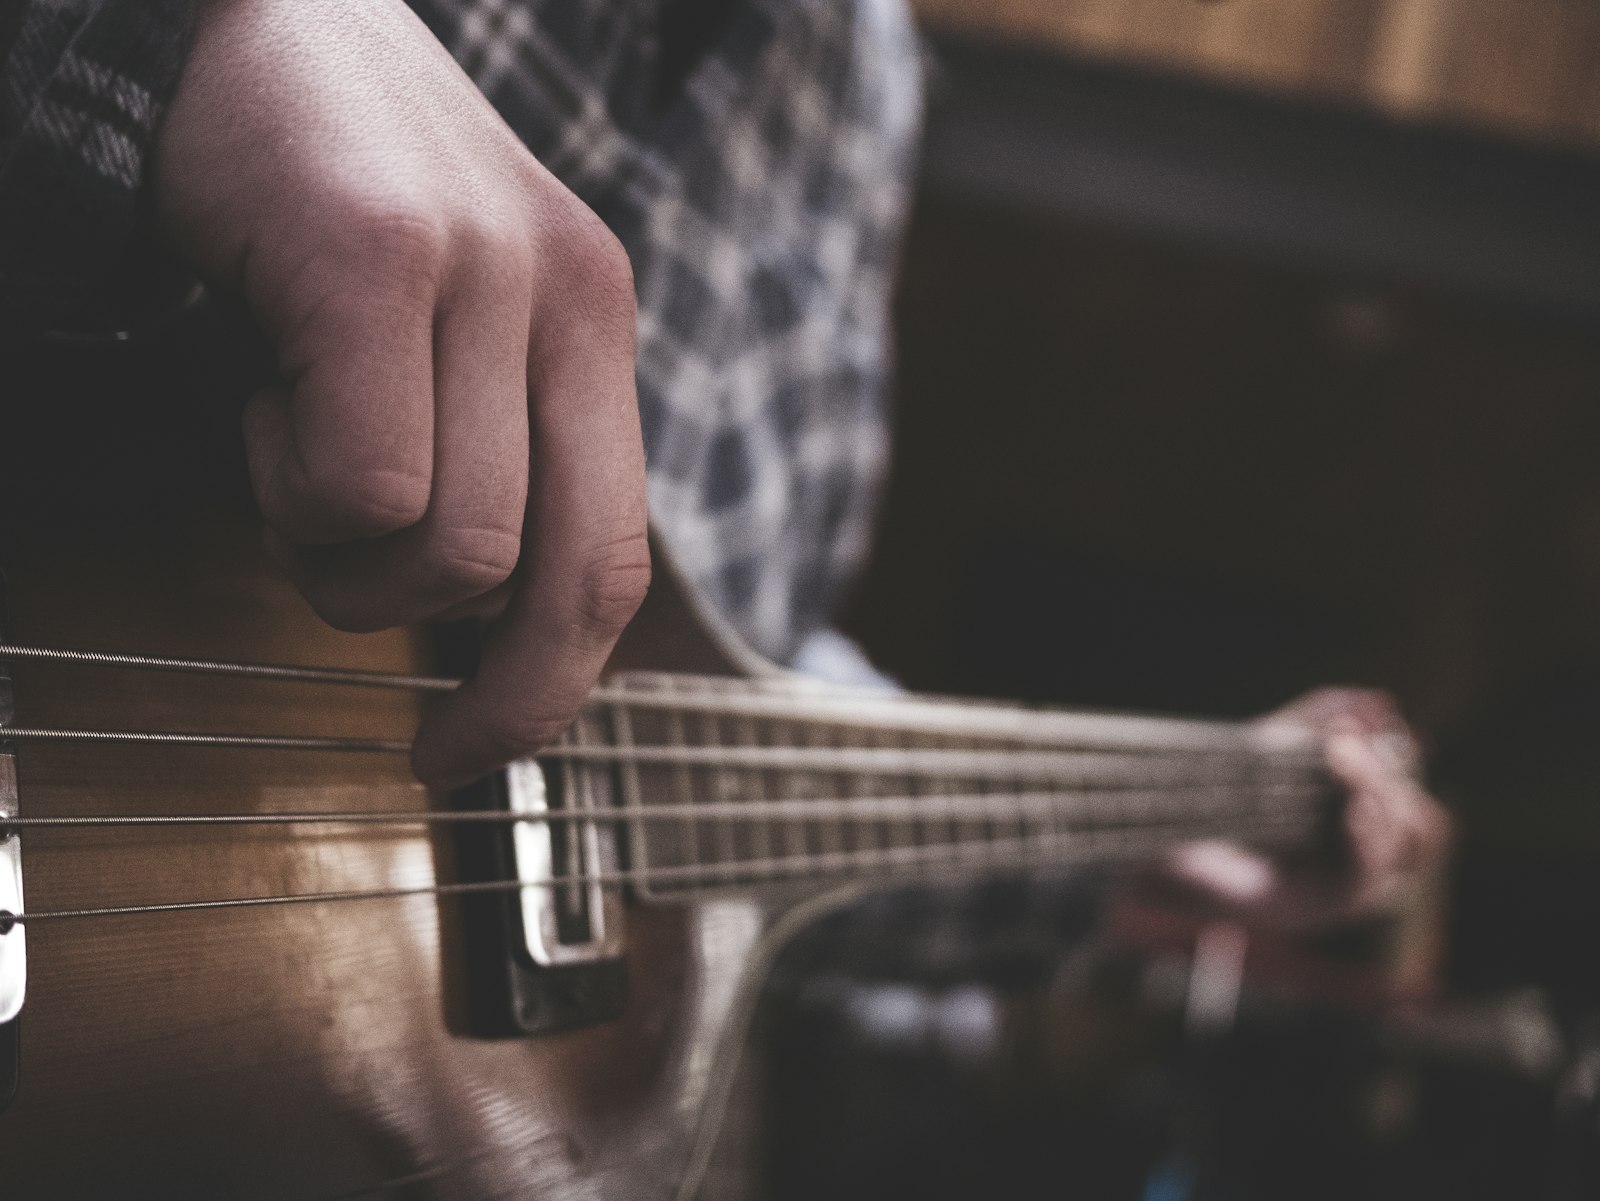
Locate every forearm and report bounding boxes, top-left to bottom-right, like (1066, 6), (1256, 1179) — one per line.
(0, 0), (193, 334)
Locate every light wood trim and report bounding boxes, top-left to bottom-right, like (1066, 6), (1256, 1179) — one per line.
(912, 0), (1600, 152)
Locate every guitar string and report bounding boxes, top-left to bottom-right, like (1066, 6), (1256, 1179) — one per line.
(0, 643), (455, 692)
(0, 783), (1320, 829)
(3, 727), (411, 753)
(3, 809), (1318, 925)
(0, 641), (1292, 753)
(0, 642), (1330, 926)
(0, 727), (1324, 785)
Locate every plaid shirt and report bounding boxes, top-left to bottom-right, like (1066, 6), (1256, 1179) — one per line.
(0, 0), (190, 332)
(0, 0), (922, 664)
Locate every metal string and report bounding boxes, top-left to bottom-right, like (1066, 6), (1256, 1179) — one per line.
(0, 726), (1322, 786)
(0, 642), (1291, 754)
(3, 727), (410, 753)
(0, 783), (1318, 830)
(0, 643), (455, 692)
(0, 641), (1330, 929)
(4, 811), (1316, 925)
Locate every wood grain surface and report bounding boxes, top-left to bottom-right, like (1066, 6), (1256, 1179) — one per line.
(0, 512), (703, 1201)
(912, 0), (1600, 151)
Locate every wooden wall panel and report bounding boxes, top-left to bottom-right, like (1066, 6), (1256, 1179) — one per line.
(912, 0), (1600, 151)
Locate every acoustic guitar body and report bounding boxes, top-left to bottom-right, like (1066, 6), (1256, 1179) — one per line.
(0, 510), (754, 1201)
(0, 320), (1335, 1199)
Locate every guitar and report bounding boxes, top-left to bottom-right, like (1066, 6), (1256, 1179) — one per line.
(0, 317), (1341, 1199)
(0, 503), (1341, 1200)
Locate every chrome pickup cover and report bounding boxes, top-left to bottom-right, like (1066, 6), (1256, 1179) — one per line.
(508, 757), (623, 966)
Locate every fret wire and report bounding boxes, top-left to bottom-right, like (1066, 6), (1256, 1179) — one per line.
(10, 808), (1318, 925)
(1003, 771), (1018, 855)
(810, 723), (841, 865)
(938, 731), (963, 855)
(902, 727), (924, 859)
(879, 727), (902, 858)
(667, 683), (699, 893)
(879, 727), (907, 858)
(1012, 767), (1030, 864)
(707, 709), (739, 879)
(845, 723), (871, 862)
(772, 720), (802, 862)
(853, 725), (874, 860)
(563, 712), (594, 916)
(973, 770), (992, 874)
(609, 697), (646, 878)
(877, 727), (901, 858)
(1041, 749), (1064, 850)
(843, 723), (869, 863)
(787, 720), (818, 864)
(741, 713), (773, 867)
(988, 772), (1004, 873)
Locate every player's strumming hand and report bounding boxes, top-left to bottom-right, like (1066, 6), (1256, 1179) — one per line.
(155, 0), (650, 789)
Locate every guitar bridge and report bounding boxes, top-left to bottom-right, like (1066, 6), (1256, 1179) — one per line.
(0, 601), (25, 1112)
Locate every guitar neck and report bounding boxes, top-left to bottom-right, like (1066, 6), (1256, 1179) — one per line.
(550, 671), (1337, 902)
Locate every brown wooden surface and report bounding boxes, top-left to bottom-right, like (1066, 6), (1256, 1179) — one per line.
(912, 0), (1600, 152)
(0, 512), (702, 1200)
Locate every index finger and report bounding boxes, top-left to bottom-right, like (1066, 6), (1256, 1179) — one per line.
(410, 219), (648, 790)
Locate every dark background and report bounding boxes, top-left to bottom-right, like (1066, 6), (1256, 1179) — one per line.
(780, 13), (1600, 1197)
(841, 27), (1600, 1012)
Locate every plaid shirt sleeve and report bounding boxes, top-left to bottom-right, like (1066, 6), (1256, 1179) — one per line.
(0, 0), (193, 334)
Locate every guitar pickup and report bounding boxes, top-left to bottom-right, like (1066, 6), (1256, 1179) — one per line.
(436, 622), (627, 1037)
(507, 756), (625, 966)
(449, 755), (629, 1038)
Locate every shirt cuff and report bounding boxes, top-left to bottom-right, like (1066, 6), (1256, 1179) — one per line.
(0, 0), (195, 336)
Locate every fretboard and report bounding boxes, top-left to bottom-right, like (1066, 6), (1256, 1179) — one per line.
(548, 672), (1337, 901)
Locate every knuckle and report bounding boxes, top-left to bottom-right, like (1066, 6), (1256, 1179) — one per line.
(423, 526), (522, 602)
(462, 208), (535, 276)
(572, 535), (651, 638)
(578, 219), (635, 297)
(543, 196), (636, 327)
(578, 226), (637, 323)
(287, 464), (431, 539)
(340, 196), (451, 293)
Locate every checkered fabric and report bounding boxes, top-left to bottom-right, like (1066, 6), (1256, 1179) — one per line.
(412, 0), (923, 662)
(1, 0), (923, 664)
(0, 0), (190, 332)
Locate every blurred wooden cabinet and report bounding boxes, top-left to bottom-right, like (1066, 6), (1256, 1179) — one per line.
(911, 0), (1600, 151)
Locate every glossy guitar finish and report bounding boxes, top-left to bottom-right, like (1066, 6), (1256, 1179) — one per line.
(0, 497), (1345, 1199)
(0, 319), (1338, 1197)
(0, 513), (759, 1201)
